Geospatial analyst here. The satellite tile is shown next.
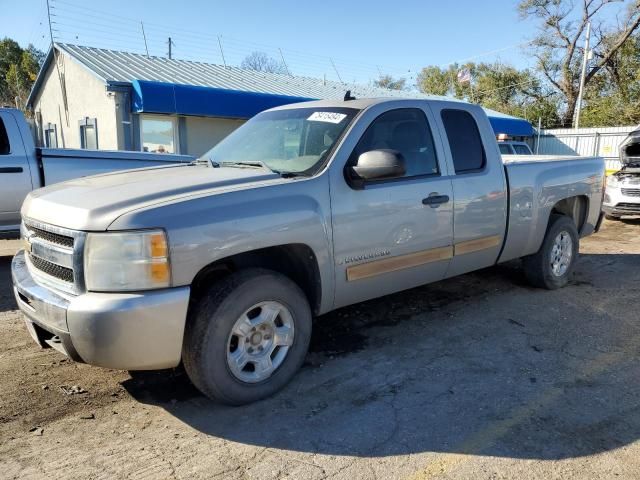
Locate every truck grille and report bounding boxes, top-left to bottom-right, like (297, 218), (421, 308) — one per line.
(22, 220), (85, 294)
(621, 188), (640, 197)
(29, 255), (74, 283)
(28, 225), (74, 248)
(615, 203), (640, 212)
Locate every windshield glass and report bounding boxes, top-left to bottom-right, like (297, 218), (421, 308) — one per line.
(200, 107), (359, 175)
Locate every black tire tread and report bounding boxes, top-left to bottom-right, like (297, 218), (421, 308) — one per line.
(523, 214), (579, 290)
(182, 268), (311, 405)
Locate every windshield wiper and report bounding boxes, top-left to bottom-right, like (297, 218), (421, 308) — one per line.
(220, 161), (281, 174)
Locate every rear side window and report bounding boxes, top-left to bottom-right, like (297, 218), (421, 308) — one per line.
(0, 119), (9, 155)
(441, 109), (486, 173)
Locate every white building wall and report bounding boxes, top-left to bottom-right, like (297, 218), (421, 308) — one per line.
(31, 51), (119, 150)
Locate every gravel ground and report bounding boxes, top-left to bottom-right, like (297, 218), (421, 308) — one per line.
(0, 220), (639, 479)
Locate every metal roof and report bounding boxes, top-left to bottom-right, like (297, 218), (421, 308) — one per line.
(27, 43), (533, 135)
(56, 43), (441, 101)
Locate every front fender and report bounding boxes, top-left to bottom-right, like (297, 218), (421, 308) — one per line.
(108, 176), (334, 312)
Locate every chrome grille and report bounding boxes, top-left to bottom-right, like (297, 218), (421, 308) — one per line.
(615, 203), (640, 212)
(621, 188), (640, 197)
(29, 255), (74, 283)
(22, 220), (86, 295)
(28, 225), (74, 248)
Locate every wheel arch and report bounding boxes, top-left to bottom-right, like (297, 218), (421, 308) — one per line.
(189, 243), (323, 315)
(549, 195), (589, 235)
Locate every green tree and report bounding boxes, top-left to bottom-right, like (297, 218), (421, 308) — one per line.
(0, 38), (44, 110)
(417, 61), (561, 127)
(519, 0), (640, 127)
(373, 74), (406, 90)
(581, 33), (640, 126)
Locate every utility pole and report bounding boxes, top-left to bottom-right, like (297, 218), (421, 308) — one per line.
(574, 21), (591, 129)
(167, 37), (174, 60)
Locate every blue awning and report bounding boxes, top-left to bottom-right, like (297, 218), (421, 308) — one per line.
(485, 112), (534, 137)
(131, 80), (314, 119)
(131, 80), (533, 136)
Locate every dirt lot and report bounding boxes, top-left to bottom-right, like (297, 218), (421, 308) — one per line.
(1, 220), (639, 479)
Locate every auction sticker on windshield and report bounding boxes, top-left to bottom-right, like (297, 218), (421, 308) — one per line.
(307, 112), (347, 124)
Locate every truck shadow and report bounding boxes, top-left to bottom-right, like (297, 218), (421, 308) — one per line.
(121, 252), (640, 460)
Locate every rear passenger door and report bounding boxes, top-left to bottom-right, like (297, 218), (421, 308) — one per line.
(429, 106), (508, 278)
(0, 112), (34, 230)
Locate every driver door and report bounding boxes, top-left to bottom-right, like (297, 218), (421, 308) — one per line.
(329, 106), (454, 308)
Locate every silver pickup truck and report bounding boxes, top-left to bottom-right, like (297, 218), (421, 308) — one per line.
(0, 108), (192, 237)
(12, 98), (605, 404)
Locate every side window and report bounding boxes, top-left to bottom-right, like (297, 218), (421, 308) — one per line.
(350, 108), (439, 179)
(498, 143), (512, 155)
(44, 123), (58, 148)
(513, 144), (532, 155)
(0, 118), (10, 155)
(441, 109), (486, 173)
(79, 117), (98, 150)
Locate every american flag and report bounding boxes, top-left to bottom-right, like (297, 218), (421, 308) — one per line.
(457, 69), (472, 84)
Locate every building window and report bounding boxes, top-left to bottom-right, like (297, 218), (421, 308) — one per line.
(44, 123), (58, 148)
(79, 117), (98, 150)
(140, 115), (177, 153)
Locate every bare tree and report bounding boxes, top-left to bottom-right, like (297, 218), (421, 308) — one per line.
(240, 51), (287, 74)
(520, 0), (640, 126)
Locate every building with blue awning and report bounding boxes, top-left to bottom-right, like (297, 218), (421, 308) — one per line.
(27, 43), (533, 155)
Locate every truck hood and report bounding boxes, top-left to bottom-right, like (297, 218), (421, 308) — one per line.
(22, 163), (281, 231)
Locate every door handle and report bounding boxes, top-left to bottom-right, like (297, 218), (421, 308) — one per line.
(0, 167), (23, 173)
(422, 194), (450, 207)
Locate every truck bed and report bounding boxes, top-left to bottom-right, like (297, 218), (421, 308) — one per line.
(499, 154), (605, 263)
(38, 148), (193, 185)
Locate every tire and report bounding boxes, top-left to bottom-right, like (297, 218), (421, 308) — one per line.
(182, 268), (312, 405)
(605, 214), (620, 221)
(522, 214), (579, 290)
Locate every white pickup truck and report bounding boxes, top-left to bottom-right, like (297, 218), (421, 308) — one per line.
(0, 108), (192, 237)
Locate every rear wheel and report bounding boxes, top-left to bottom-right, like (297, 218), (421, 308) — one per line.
(183, 268), (312, 405)
(523, 214), (579, 289)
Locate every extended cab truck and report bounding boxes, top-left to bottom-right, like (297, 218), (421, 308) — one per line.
(11, 98), (605, 405)
(0, 108), (192, 236)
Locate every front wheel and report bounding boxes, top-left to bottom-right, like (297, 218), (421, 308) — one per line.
(182, 269), (312, 405)
(522, 214), (579, 289)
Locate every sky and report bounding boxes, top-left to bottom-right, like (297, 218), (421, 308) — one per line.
(0, 0), (619, 87)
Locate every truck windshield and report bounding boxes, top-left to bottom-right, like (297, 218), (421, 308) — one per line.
(200, 107), (359, 175)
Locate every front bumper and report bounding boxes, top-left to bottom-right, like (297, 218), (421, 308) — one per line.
(12, 250), (190, 370)
(603, 186), (640, 217)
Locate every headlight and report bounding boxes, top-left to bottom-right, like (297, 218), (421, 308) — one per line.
(84, 230), (170, 291)
(606, 175), (619, 188)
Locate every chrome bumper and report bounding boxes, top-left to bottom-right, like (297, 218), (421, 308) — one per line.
(12, 250), (190, 370)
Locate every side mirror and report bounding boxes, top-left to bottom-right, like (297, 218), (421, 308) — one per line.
(350, 149), (406, 188)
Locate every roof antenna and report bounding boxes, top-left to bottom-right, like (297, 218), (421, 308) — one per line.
(344, 90), (356, 101)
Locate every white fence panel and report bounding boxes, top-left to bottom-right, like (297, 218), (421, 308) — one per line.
(535, 126), (637, 172)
